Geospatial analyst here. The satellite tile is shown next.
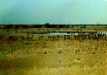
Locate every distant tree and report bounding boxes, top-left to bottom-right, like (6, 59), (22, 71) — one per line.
(97, 23), (100, 26)
(80, 25), (86, 28)
(57, 25), (60, 28)
(65, 25), (69, 28)
(45, 23), (50, 28)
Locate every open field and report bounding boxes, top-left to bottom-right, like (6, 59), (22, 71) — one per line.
(0, 25), (107, 75)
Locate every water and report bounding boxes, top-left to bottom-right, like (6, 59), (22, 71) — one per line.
(49, 33), (71, 35)
(97, 31), (107, 35)
(48, 31), (107, 36)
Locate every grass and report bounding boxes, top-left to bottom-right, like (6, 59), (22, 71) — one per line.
(0, 26), (107, 75)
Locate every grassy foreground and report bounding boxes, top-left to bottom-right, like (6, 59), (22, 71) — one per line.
(0, 39), (107, 75)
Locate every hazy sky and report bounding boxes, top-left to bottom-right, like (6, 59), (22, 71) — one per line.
(0, 0), (107, 24)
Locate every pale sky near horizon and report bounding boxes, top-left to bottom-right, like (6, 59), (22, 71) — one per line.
(0, 0), (107, 24)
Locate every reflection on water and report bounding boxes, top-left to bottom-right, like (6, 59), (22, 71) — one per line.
(47, 31), (107, 36)
(49, 33), (71, 35)
(97, 31), (107, 35)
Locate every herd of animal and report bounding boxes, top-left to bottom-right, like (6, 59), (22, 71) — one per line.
(0, 31), (107, 41)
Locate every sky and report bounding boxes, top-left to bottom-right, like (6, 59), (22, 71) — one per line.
(0, 0), (107, 24)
